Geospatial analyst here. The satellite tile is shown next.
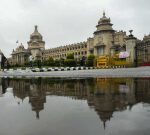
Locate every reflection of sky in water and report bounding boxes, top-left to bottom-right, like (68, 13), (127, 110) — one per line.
(0, 78), (150, 135)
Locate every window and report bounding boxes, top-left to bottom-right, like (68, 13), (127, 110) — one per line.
(97, 47), (104, 56)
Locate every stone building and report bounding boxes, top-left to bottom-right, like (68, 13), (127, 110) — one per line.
(87, 12), (126, 57)
(43, 42), (87, 61)
(42, 12), (127, 60)
(135, 34), (150, 66)
(12, 25), (45, 66)
(11, 12), (150, 66)
(11, 12), (127, 65)
(11, 43), (30, 65)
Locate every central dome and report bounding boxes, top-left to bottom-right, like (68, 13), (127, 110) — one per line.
(30, 25), (42, 40)
(98, 12), (111, 25)
(94, 12), (114, 34)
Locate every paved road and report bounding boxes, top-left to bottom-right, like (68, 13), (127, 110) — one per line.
(0, 67), (150, 78)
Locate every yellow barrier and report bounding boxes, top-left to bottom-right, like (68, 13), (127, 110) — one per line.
(96, 55), (127, 68)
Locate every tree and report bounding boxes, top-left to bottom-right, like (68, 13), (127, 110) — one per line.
(86, 54), (95, 67)
(60, 58), (64, 67)
(24, 62), (29, 67)
(66, 53), (74, 59)
(33, 59), (38, 66)
(64, 53), (76, 67)
(64, 59), (76, 67)
(47, 57), (54, 66)
(88, 54), (95, 60)
(54, 59), (60, 67)
(42, 59), (48, 66)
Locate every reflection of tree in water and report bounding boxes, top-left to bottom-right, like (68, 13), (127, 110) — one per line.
(1, 77), (150, 128)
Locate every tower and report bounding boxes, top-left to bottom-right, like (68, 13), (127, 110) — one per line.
(93, 12), (115, 57)
(126, 30), (137, 66)
(27, 25), (45, 59)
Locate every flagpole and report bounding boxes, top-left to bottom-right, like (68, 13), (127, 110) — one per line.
(16, 40), (19, 46)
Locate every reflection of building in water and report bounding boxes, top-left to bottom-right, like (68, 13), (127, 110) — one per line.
(1, 77), (150, 128)
(10, 79), (30, 101)
(86, 78), (136, 128)
(28, 78), (46, 119)
(135, 78), (150, 103)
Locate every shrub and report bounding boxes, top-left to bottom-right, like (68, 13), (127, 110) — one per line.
(42, 59), (48, 66)
(24, 62), (29, 67)
(86, 60), (94, 67)
(33, 59), (38, 66)
(66, 53), (74, 59)
(60, 58), (64, 67)
(86, 54), (95, 67)
(64, 59), (76, 67)
(88, 54), (95, 60)
(47, 57), (54, 66)
(54, 59), (60, 67)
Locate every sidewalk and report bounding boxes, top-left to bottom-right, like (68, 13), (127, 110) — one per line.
(0, 66), (150, 78)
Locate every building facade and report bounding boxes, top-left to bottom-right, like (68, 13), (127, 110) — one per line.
(12, 25), (45, 66)
(11, 12), (150, 67)
(87, 12), (126, 57)
(136, 34), (150, 66)
(42, 12), (126, 61)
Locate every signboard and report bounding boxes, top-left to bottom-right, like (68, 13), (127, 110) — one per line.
(119, 52), (129, 59)
(120, 85), (129, 93)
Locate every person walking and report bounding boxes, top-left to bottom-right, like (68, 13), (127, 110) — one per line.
(29, 55), (34, 69)
(1, 54), (7, 71)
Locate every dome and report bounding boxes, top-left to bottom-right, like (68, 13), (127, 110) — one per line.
(94, 12), (114, 35)
(30, 25), (42, 39)
(98, 12), (111, 25)
(19, 43), (24, 49)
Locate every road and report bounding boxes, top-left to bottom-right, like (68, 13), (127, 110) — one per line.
(0, 67), (150, 78)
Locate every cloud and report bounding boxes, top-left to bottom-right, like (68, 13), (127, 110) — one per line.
(0, 0), (149, 57)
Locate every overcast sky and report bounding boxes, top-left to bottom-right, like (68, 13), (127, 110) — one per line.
(0, 0), (150, 57)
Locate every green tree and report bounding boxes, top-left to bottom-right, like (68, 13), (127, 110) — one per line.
(88, 54), (95, 60)
(42, 59), (48, 66)
(24, 62), (29, 67)
(60, 58), (64, 67)
(33, 59), (38, 66)
(54, 59), (60, 67)
(86, 54), (95, 67)
(64, 53), (76, 67)
(64, 59), (76, 67)
(66, 53), (74, 59)
(47, 57), (54, 66)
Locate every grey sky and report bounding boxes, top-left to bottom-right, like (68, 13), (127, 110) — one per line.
(0, 0), (150, 57)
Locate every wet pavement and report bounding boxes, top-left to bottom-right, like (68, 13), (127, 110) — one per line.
(0, 77), (150, 135)
(0, 67), (150, 78)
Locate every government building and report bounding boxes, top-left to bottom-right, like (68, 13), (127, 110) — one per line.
(11, 12), (150, 67)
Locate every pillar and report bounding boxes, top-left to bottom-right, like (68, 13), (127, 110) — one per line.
(126, 30), (137, 67)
